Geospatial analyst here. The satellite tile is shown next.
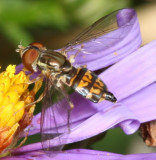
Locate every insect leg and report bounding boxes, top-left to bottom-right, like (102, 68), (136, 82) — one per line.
(69, 45), (84, 64)
(24, 93), (44, 108)
(16, 132), (28, 149)
(61, 44), (84, 64)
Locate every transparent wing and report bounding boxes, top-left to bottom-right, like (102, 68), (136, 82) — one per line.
(66, 11), (119, 46)
(40, 77), (72, 151)
(59, 9), (135, 67)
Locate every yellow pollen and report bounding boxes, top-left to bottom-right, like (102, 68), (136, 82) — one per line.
(0, 64), (42, 156)
(4, 65), (16, 78)
(114, 52), (118, 56)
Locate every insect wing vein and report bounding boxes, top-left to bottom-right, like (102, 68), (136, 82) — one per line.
(40, 77), (71, 151)
(59, 9), (134, 67)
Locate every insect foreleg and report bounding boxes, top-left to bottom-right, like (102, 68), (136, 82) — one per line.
(25, 74), (43, 85)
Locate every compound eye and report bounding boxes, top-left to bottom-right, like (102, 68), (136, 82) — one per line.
(29, 42), (44, 49)
(22, 48), (39, 72)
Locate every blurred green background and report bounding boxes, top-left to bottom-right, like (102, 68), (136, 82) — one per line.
(1, 0), (156, 154)
(0, 0), (139, 69)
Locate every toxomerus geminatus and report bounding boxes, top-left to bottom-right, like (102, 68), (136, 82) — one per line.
(17, 8), (133, 151)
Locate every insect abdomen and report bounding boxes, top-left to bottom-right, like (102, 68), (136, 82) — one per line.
(65, 67), (117, 103)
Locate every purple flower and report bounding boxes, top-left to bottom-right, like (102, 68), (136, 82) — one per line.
(2, 149), (156, 159)
(2, 8), (156, 159)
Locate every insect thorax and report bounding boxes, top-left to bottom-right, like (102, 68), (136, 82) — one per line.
(37, 51), (72, 76)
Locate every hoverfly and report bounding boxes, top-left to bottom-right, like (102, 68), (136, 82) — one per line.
(17, 9), (133, 151)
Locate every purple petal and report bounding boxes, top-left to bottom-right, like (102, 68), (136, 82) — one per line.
(17, 10), (156, 151)
(61, 40), (156, 141)
(15, 63), (24, 74)
(28, 40), (156, 142)
(65, 8), (141, 71)
(15, 64), (41, 81)
(101, 41), (156, 101)
(20, 8), (142, 139)
(123, 82), (156, 123)
(29, 70), (41, 80)
(56, 149), (156, 160)
(23, 103), (139, 150)
(24, 40), (156, 146)
(12, 149), (156, 160)
(47, 104), (139, 146)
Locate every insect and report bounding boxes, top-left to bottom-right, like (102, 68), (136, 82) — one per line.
(17, 9), (132, 151)
(20, 42), (117, 103)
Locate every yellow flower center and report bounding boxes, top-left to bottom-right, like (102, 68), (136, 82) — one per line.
(0, 65), (42, 156)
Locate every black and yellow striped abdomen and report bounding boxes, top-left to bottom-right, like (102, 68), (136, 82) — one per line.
(65, 67), (117, 103)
